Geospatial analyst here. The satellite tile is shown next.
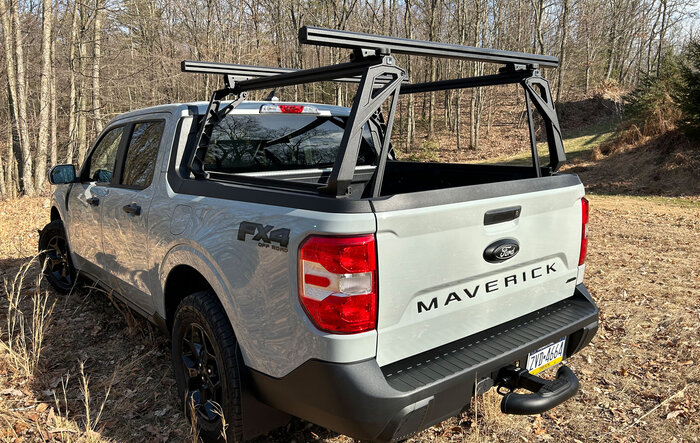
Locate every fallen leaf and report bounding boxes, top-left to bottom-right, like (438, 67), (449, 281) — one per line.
(36, 403), (48, 413)
(14, 421), (28, 434)
(666, 410), (683, 419)
(0, 388), (25, 397)
(26, 412), (39, 422)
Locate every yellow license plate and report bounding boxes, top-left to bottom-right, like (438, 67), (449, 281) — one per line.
(526, 337), (566, 374)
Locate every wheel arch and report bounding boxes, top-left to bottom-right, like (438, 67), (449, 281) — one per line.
(50, 206), (61, 222)
(159, 245), (238, 337)
(163, 264), (213, 331)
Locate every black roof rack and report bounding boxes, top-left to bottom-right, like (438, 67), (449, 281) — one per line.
(299, 26), (558, 68)
(182, 27), (565, 197)
(181, 60), (403, 84)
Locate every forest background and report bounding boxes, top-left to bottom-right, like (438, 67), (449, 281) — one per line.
(0, 0), (698, 198)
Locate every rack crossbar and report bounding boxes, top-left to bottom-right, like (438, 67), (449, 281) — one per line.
(232, 57), (382, 93)
(401, 71), (531, 94)
(181, 60), (403, 84)
(300, 26), (558, 68)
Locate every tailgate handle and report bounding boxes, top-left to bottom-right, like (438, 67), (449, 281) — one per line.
(484, 206), (521, 225)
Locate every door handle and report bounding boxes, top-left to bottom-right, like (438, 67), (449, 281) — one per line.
(86, 197), (99, 207)
(122, 203), (141, 216)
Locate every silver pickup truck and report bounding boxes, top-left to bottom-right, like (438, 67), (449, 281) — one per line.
(40, 27), (598, 443)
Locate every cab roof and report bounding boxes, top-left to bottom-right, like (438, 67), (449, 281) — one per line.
(110, 100), (351, 124)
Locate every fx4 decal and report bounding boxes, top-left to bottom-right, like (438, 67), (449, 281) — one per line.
(237, 221), (290, 252)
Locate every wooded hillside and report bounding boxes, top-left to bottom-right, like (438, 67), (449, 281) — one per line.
(0, 0), (696, 197)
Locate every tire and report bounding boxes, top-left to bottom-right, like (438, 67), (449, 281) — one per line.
(38, 220), (77, 294)
(172, 290), (243, 442)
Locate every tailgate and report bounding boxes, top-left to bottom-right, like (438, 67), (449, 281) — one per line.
(373, 176), (585, 367)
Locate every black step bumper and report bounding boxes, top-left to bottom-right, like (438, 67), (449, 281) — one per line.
(249, 284), (598, 442)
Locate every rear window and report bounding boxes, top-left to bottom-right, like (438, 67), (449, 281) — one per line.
(204, 114), (376, 173)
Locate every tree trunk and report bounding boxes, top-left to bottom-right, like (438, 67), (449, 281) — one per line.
(555, 0), (570, 102)
(456, 0), (466, 150)
(1, 0), (20, 194)
(656, 0), (667, 76)
(0, 145), (6, 197)
(426, 0), (439, 139)
(531, 0), (546, 53)
(50, 35), (57, 167)
(404, 0), (415, 151)
(35, 0), (54, 192)
(585, 40), (591, 94)
(77, 2), (88, 165)
(92, 0), (105, 134)
(605, 20), (617, 82)
(66, 0), (79, 164)
(469, 0), (484, 150)
(10, 0), (35, 195)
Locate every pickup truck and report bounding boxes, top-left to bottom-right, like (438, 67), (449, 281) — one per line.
(40, 27), (598, 442)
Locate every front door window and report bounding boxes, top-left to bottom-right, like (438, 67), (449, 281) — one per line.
(85, 127), (123, 183)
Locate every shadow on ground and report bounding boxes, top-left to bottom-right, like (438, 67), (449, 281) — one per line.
(0, 256), (341, 442)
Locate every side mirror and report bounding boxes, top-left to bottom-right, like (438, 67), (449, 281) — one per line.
(48, 164), (77, 185)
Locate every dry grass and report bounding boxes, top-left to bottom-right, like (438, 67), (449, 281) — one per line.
(568, 128), (700, 197)
(1, 256), (54, 379)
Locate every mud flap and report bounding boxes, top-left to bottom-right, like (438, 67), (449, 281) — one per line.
(238, 351), (291, 439)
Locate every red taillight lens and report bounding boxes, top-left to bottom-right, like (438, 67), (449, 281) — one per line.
(578, 197), (589, 266)
(299, 235), (377, 334)
(279, 105), (304, 114)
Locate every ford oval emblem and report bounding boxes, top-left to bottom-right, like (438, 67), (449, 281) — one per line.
(483, 239), (520, 263)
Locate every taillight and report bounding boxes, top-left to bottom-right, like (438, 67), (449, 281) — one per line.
(578, 197), (589, 266)
(299, 235), (377, 334)
(259, 104), (319, 114)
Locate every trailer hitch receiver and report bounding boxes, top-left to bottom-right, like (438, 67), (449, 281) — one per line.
(496, 364), (579, 415)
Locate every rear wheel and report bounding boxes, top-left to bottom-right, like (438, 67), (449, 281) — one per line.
(172, 290), (243, 442)
(38, 220), (76, 294)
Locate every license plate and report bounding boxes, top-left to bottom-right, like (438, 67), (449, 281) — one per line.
(526, 337), (566, 374)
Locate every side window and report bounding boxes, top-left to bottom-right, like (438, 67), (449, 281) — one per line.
(86, 127), (123, 183)
(121, 121), (165, 189)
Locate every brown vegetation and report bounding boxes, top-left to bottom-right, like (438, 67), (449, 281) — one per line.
(575, 127), (700, 197)
(1, 190), (698, 442)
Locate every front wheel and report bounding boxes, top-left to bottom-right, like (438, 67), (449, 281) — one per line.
(38, 220), (76, 294)
(172, 290), (243, 442)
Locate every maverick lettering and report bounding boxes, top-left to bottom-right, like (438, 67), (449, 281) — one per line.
(417, 263), (557, 313)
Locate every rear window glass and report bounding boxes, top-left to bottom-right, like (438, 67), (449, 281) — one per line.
(204, 114), (376, 173)
(122, 121), (164, 189)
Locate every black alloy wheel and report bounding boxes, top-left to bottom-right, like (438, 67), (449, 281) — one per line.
(172, 290), (243, 442)
(181, 322), (223, 423)
(38, 220), (76, 294)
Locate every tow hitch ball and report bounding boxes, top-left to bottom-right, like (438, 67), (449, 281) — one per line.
(495, 365), (580, 415)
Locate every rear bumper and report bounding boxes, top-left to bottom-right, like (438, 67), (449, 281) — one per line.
(249, 284), (598, 442)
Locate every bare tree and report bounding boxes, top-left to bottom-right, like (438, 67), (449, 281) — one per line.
(555, 0), (570, 102)
(50, 33), (57, 167)
(0, 0), (19, 195)
(35, 0), (55, 191)
(92, 0), (105, 134)
(65, 0), (79, 164)
(10, 0), (35, 195)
